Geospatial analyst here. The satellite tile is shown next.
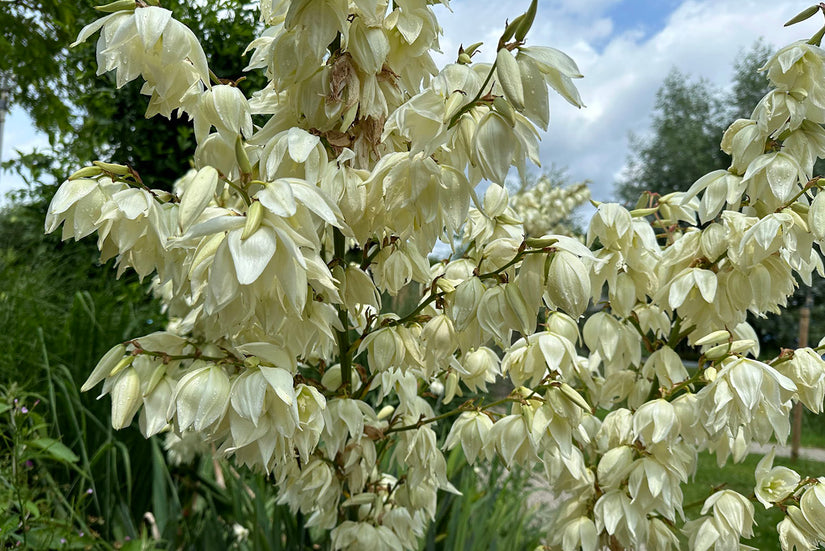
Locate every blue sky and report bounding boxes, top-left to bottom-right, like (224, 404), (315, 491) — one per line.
(0, 0), (810, 203)
(605, 0), (682, 42)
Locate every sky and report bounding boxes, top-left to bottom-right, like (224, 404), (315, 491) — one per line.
(0, 0), (811, 203)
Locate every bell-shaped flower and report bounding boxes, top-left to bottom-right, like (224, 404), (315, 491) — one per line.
(596, 445), (634, 490)
(46, 177), (121, 241)
(561, 517), (598, 551)
(642, 346), (689, 389)
(587, 203), (633, 250)
(775, 348), (825, 413)
(721, 120), (767, 175)
(697, 356), (796, 442)
(489, 413), (535, 468)
(593, 489), (644, 545)
(457, 347), (500, 392)
(173, 361), (231, 432)
(545, 250), (591, 318)
(799, 480), (825, 540)
(779, 505), (821, 551)
(632, 399), (679, 446)
(443, 411), (493, 464)
(111, 367), (142, 430)
(596, 408), (634, 451)
(472, 110), (516, 184)
(754, 448), (801, 508)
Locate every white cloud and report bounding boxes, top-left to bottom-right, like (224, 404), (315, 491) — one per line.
(438, 0), (804, 200)
(0, 0), (810, 206)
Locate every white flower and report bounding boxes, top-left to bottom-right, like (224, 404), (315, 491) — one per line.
(754, 448), (800, 508)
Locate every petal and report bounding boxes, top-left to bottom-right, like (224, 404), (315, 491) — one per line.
(227, 226), (277, 285)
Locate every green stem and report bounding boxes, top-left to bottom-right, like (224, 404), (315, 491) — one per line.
(334, 229), (352, 394)
(223, 178), (251, 206)
(476, 247), (545, 280)
(782, 178), (821, 210)
(447, 59), (498, 129)
(387, 292), (443, 327)
(384, 396), (516, 435)
(664, 367), (705, 400)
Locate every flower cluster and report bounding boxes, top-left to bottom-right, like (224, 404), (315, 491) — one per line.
(47, 1), (825, 549)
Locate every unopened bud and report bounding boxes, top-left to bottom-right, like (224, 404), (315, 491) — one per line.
(69, 166), (104, 180)
(435, 277), (456, 293)
(376, 404), (395, 421)
(492, 96), (516, 126)
(153, 190), (173, 203)
(94, 0), (136, 13)
(143, 363), (166, 397)
(93, 161), (131, 176)
(495, 48), (524, 110)
(464, 42), (484, 57)
(109, 355), (135, 378)
(525, 236), (558, 248)
(514, 0), (537, 41)
(111, 368), (142, 429)
(241, 201), (264, 241)
(458, 52), (472, 64)
(559, 382), (591, 412)
(695, 330), (731, 346)
(235, 135), (252, 175)
(444, 91), (466, 122)
(444, 372), (460, 404)
(629, 206), (658, 217)
(785, 5), (820, 27)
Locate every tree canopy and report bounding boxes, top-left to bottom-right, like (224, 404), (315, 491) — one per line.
(616, 42), (773, 205)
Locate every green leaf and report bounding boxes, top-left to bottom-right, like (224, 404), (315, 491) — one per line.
(0, 401), (10, 415)
(29, 437), (79, 463)
(24, 500), (40, 518)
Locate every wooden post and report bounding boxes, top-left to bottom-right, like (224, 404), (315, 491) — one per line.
(791, 288), (813, 462)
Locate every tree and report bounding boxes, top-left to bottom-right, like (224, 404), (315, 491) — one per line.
(2, 0), (263, 203)
(39, 2), (825, 550)
(726, 40), (773, 121)
(616, 69), (729, 204)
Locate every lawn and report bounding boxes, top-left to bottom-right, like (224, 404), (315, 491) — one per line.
(684, 450), (825, 549)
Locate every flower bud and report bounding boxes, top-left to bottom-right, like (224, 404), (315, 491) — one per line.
(93, 160), (132, 175)
(443, 372), (460, 404)
(496, 48), (524, 110)
(443, 91), (466, 122)
(695, 330), (732, 347)
(235, 134), (253, 175)
(809, 191), (825, 241)
(492, 96), (516, 126)
(178, 166), (219, 231)
(111, 368), (142, 429)
(546, 251), (590, 318)
(473, 111), (515, 184)
(69, 166), (104, 180)
(94, 0), (137, 13)
(241, 200), (264, 241)
(82, 343), (127, 392)
(451, 277), (484, 331)
(174, 362), (231, 432)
